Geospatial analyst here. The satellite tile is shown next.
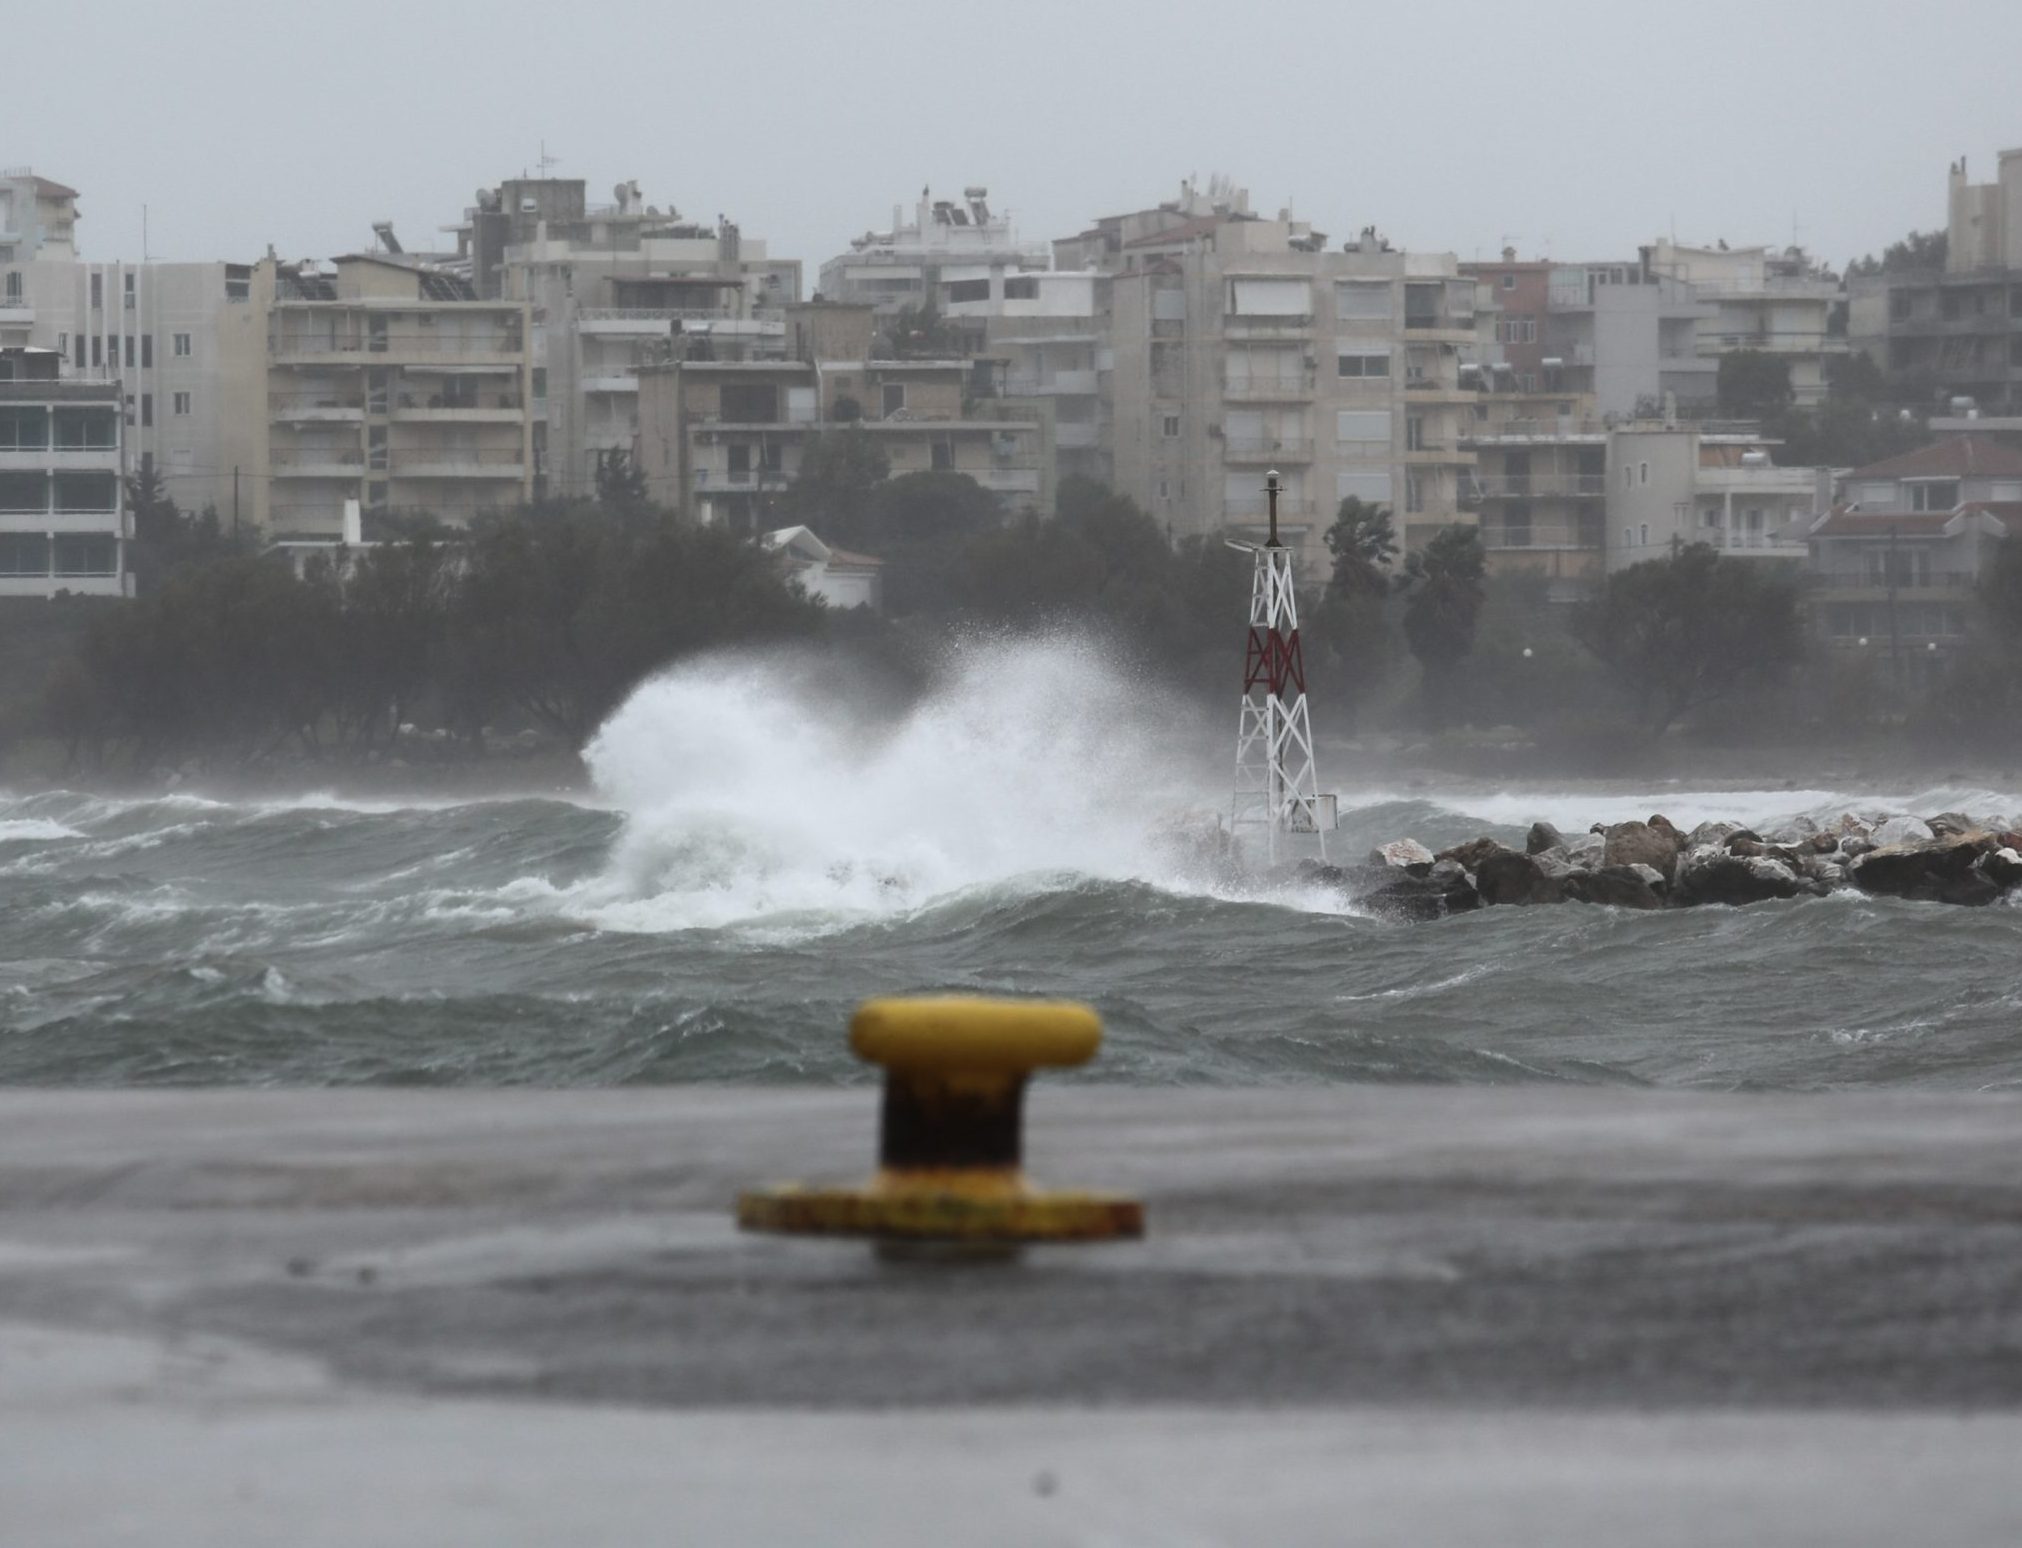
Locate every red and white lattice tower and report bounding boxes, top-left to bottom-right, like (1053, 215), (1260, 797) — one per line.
(1229, 471), (1334, 865)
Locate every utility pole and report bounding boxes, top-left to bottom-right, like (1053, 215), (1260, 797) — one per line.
(1229, 470), (1334, 865)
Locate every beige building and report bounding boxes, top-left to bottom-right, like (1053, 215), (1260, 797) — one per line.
(636, 303), (1047, 533)
(1607, 424), (1822, 572)
(263, 255), (533, 538)
(458, 177), (798, 501)
(818, 186), (1046, 316)
(0, 346), (129, 597)
(1460, 390), (1608, 600)
(1055, 182), (1475, 570)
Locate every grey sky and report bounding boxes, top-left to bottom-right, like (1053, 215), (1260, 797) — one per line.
(12, 0), (2021, 275)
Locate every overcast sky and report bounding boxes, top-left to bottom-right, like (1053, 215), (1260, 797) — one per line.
(11, 0), (2021, 276)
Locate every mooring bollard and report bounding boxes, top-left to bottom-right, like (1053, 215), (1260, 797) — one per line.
(737, 996), (1144, 1257)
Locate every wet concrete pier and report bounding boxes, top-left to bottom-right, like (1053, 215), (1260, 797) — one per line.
(5, 1086), (2020, 1544)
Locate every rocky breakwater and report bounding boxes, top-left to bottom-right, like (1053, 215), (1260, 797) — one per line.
(1298, 812), (2022, 922)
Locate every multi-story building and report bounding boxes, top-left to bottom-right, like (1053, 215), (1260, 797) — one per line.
(1793, 435), (2021, 672)
(1053, 182), (1475, 568)
(1540, 260), (1716, 418)
(0, 346), (128, 598)
(1607, 424), (1822, 572)
(262, 254), (534, 538)
(0, 169), (79, 266)
(1642, 240), (1846, 408)
(459, 177), (798, 500)
(937, 265), (1109, 486)
(1460, 388), (1609, 599)
(818, 186), (1045, 316)
(1872, 151), (2022, 415)
(635, 302), (1048, 533)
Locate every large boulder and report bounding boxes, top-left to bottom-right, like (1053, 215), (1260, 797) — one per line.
(1353, 859), (1481, 921)
(1872, 815), (1935, 849)
(1562, 864), (1665, 910)
(1437, 836), (1506, 872)
(1602, 820), (1681, 880)
(1559, 830), (1606, 867)
(1674, 847), (1812, 907)
(1685, 820), (1738, 850)
(1525, 821), (1566, 857)
(1849, 834), (2003, 906)
(1978, 848), (2022, 890)
(1475, 848), (1567, 906)
(1927, 812), (1978, 839)
(1368, 838), (1436, 872)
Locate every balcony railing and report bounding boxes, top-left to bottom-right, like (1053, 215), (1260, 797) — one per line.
(1473, 473), (1609, 498)
(1479, 524), (1599, 551)
(1225, 437), (1313, 462)
(1223, 371), (1316, 398)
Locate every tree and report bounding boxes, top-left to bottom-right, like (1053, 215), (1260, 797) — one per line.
(1982, 533), (2022, 651)
(1571, 543), (1802, 737)
(593, 447), (649, 515)
(1847, 230), (1948, 278)
(780, 426), (889, 546)
(878, 304), (960, 360)
(1717, 350), (1794, 420)
(1323, 497), (1399, 602)
(1399, 526), (1485, 725)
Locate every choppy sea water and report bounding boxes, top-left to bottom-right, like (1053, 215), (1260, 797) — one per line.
(1, 639), (2017, 1091)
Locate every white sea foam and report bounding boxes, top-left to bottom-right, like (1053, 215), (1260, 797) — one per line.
(0, 819), (82, 843)
(573, 636), (1208, 932)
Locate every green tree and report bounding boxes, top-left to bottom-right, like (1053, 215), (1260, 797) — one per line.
(1717, 350), (1795, 419)
(1982, 532), (2022, 651)
(781, 426), (890, 546)
(1399, 526), (1486, 726)
(1572, 543), (1802, 736)
(878, 304), (961, 360)
(1323, 497), (1399, 602)
(1847, 230), (1948, 278)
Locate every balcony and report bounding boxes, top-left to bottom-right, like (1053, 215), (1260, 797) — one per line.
(393, 450), (528, 479)
(271, 445), (367, 478)
(578, 307), (734, 335)
(1005, 369), (1098, 397)
(1055, 422), (1100, 449)
(1473, 473), (1608, 499)
(1224, 437), (1313, 464)
(1479, 523), (1599, 552)
(1403, 442), (1471, 465)
(270, 395), (364, 422)
(1694, 466), (1818, 496)
(0, 508), (122, 534)
(583, 374), (639, 394)
(1223, 370), (1315, 400)
(1223, 313), (1313, 337)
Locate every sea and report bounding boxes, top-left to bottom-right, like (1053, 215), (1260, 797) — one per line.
(2, 637), (2018, 1092)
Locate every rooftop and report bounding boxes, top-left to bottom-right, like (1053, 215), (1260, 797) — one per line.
(1846, 434), (2022, 481)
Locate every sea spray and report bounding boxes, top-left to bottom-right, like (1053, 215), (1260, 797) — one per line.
(577, 634), (1207, 929)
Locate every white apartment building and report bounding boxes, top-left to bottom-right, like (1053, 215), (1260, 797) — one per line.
(460, 177), (798, 500)
(0, 347), (128, 597)
(1058, 183), (1475, 569)
(1643, 240), (1847, 408)
(938, 265), (1108, 485)
(0, 169), (78, 264)
(819, 186), (1046, 315)
(1607, 425), (1824, 572)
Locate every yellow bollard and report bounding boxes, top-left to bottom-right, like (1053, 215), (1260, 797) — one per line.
(737, 996), (1144, 1254)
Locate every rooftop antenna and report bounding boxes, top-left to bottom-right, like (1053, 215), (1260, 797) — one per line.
(1227, 471), (1334, 866)
(537, 141), (559, 176)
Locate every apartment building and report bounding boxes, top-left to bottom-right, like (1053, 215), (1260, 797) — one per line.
(1538, 260), (1716, 418)
(263, 254), (533, 538)
(1793, 436), (2021, 667)
(1053, 182), (1475, 569)
(818, 186), (1046, 316)
(1643, 240), (1846, 408)
(635, 303), (1048, 533)
(1459, 388), (1608, 599)
(0, 346), (128, 598)
(937, 265), (1109, 486)
(0, 169), (78, 265)
(1870, 151), (2022, 415)
(459, 177), (799, 500)
(1608, 424), (1821, 572)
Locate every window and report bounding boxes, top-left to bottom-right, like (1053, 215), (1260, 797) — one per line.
(1336, 409), (1391, 450)
(1229, 279), (1310, 317)
(1336, 349), (1390, 379)
(881, 382), (906, 417)
(944, 278), (989, 304)
(173, 391), (192, 416)
(91, 336), (101, 368)
(0, 534), (50, 575)
(1907, 479), (1959, 512)
(73, 334), (85, 369)
(173, 332), (191, 358)
(1158, 480), (1169, 501)
(54, 534), (118, 576)
(1638, 461), (1649, 485)
(1334, 281), (1390, 320)
(54, 409), (117, 450)
(2, 271), (17, 301)
(1405, 473), (1424, 513)
(123, 273), (136, 309)
(1003, 276), (1039, 301)
(1336, 470), (1392, 505)
(1406, 416), (1427, 451)
(141, 335), (153, 368)
(1623, 526), (1633, 547)
(931, 439), (954, 471)
(1501, 273), (1517, 290)
(720, 383), (780, 423)
(1623, 464), (1632, 489)
(53, 472), (118, 511)
(90, 274), (102, 309)
(124, 336), (135, 368)
(0, 407), (46, 449)
(140, 394), (152, 428)
(1162, 413), (1181, 438)
(1640, 523), (1650, 547)
(57, 332), (67, 357)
